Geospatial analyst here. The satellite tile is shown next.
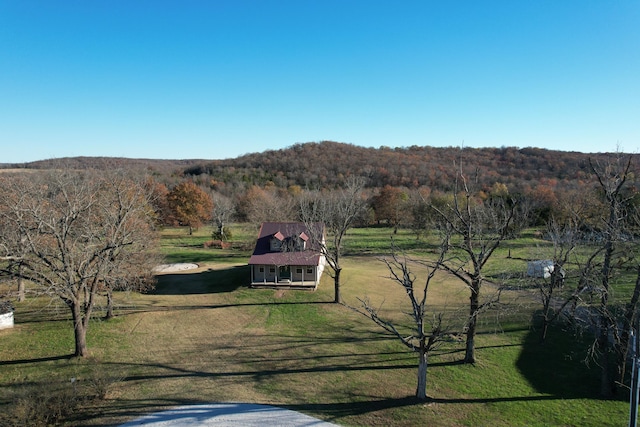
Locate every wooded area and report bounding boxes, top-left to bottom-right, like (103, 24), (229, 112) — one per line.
(7, 141), (636, 230)
(5, 141), (628, 193)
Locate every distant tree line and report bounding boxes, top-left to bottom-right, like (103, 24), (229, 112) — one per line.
(180, 141), (615, 194)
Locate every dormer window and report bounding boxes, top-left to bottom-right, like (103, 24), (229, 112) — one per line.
(268, 229), (312, 252)
(298, 232), (309, 250)
(269, 231), (285, 251)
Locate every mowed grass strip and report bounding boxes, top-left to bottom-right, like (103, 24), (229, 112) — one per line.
(0, 226), (630, 426)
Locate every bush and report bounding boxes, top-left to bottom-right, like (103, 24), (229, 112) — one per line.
(85, 363), (126, 400)
(0, 363), (126, 426)
(212, 226), (232, 241)
(1, 383), (80, 427)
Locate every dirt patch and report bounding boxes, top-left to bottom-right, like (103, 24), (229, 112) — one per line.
(152, 263), (199, 273)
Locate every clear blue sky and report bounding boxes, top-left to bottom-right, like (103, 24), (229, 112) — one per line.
(1, 1), (639, 163)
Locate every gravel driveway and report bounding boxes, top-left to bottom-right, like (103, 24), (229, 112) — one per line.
(119, 403), (340, 426)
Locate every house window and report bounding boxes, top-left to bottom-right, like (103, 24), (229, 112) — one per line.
(259, 267), (264, 273)
(296, 268), (303, 274)
(269, 267), (275, 273)
(307, 268), (313, 274)
(270, 239), (282, 251)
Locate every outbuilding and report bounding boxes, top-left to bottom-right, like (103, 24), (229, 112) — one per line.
(0, 301), (14, 330)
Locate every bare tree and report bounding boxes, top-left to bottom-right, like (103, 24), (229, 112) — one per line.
(525, 154), (640, 397)
(584, 155), (638, 396)
(354, 248), (447, 400)
(211, 192), (235, 241)
(238, 185), (298, 225)
(534, 219), (582, 343)
(0, 205), (27, 302)
(429, 170), (518, 363)
(99, 173), (160, 319)
(299, 177), (368, 303)
(0, 169), (159, 357)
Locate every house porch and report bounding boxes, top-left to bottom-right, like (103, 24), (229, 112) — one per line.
(250, 264), (320, 290)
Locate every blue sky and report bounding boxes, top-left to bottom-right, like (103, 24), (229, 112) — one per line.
(1, 1), (639, 163)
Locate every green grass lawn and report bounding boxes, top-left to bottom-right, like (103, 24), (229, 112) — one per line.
(0, 225), (631, 426)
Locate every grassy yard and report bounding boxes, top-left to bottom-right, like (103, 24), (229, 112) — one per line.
(0, 225), (631, 426)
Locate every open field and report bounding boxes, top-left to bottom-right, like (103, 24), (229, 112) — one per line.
(0, 226), (631, 426)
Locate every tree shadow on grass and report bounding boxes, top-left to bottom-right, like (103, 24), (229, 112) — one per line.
(515, 322), (617, 400)
(5, 326), (607, 426)
(0, 354), (73, 366)
(71, 393), (576, 427)
(153, 265), (249, 295)
(162, 251), (249, 265)
(286, 393), (568, 423)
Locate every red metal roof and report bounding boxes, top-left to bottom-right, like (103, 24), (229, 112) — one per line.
(248, 222), (324, 266)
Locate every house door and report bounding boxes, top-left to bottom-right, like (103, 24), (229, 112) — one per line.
(279, 266), (291, 281)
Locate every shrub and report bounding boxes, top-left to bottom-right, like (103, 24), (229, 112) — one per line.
(85, 363), (126, 400)
(212, 227), (232, 241)
(1, 382), (80, 427)
(0, 363), (126, 426)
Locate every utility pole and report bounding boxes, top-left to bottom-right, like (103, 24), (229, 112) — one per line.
(630, 321), (640, 427)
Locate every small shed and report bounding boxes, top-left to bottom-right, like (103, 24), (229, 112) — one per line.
(0, 301), (14, 330)
(527, 260), (555, 279)
(527, 260), (565, 284)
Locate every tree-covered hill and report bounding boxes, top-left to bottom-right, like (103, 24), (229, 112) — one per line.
(4, 141), (634, 193)
(182, 141), (628, 192)
(3, 156), (204, 176)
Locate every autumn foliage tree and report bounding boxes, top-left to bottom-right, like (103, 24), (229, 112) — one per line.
(146, 179), (172, 226)
(166, 180), (213, 234)
(407, 188), (433, 240)
(371, 185), (409, 233)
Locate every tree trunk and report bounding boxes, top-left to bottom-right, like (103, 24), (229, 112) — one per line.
(71, 302), (89, 357)
(416, 340), (428, 400)
(617, 268), (640, 388)
(334, 267), (341, 304)
(105, 289), (114, 320)
(17, 263), (25, 302)
(464, 282), (480, 363)
(540, 287), (554, 343)
(599, 231), (614, 396)
(598, 281), (613, 397)
(540, 321), (550, 344)
(599, 333), (613, 398)
(17, 278), (25, 302)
